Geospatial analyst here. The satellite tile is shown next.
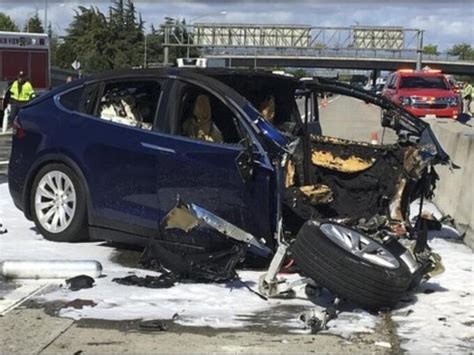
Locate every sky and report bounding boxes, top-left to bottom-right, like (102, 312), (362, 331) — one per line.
(1, 0), (473, 51)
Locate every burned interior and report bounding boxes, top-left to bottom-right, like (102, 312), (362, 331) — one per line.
(143, 70), (449, 310)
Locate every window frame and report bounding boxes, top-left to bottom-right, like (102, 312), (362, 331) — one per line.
(93, 78), (165, 131)
(56, 83), (100, 116)
(56, 77), (166, 134)
(164, 78), (253, 148)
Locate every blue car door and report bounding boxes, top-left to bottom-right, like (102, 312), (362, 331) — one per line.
(57, 78), (166, 238)
(154, 78), (276, 245)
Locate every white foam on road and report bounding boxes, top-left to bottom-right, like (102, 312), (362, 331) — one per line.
(393, 237), (474, 353)
(1, 182), (473, 352)
(0, 183), (375, 336)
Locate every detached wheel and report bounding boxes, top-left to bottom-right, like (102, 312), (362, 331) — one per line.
(290, 221), (414, 310)
(31, 164), (89, 242)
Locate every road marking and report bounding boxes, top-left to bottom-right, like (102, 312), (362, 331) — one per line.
(0, 282), (51, 316)
(0, 161), (9, 165)
(300, 95), (341, 120)
(318, 95), (340, 109)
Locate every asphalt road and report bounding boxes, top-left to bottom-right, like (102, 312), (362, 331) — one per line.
(0, 96), (398, 353)
(300, 94), (398, 144)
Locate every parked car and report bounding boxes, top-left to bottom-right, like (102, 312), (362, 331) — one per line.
(8, 68), (449, 309)
(368, 83), (385, 96)
(382, 69), (461, 119)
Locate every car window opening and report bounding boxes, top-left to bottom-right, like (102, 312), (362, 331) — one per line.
(178, 84), (244, 145)
(97, 80), (161, 130)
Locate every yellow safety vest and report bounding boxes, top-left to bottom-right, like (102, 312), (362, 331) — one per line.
(462, 84), (473, 99)
(10, 80), (35, 102)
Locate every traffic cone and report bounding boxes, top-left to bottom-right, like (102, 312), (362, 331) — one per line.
(370, 131), (378, 145)
(321, 95), (328, 108)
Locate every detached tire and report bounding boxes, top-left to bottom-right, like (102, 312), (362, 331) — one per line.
(290, 221), (413, 310)
(31, 163), (89, 242)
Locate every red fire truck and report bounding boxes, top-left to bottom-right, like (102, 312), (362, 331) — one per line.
(0, 31), (50, 116)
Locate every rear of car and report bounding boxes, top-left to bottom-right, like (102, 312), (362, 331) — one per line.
(8, 90), (63, 213)
(383, 69), (460, 119)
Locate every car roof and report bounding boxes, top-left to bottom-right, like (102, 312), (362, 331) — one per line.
(76, 67), (298, 84)
(45, 67), (300, 106)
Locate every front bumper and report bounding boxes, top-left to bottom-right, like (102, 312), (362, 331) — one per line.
(405, 106), (460, 119)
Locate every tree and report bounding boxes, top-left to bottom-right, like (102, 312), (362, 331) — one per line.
(423, 44), (438, 55)
(0, 12), (19, 32)
(289, 68), (309, 79)
(54, 0), (145, 73)
(448, 43), (474, 61)
(145, 24), (164, 65)
(55, 6), (111, 72)
(24, 13), (44, 33)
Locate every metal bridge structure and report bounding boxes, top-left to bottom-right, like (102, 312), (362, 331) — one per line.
(162, 24), (474, 75)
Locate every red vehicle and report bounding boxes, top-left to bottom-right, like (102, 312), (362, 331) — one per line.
(0, 31), (50, 112)
(382, 69), (460, 119)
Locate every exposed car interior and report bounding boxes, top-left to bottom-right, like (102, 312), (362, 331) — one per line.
(209, 72), (302, 133)
(176, 83), (245, 145)
(97, 80), (161, 130)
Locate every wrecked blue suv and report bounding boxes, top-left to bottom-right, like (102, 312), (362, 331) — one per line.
(8, 68), (449, 310)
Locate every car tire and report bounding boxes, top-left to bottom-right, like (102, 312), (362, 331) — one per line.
(31, 163), (89, 242)
(290, 221), (414, 310)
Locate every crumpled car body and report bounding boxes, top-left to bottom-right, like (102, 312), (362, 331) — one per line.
(9, 68), (449, 308)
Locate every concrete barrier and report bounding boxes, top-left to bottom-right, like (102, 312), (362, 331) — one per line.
(427, 118), (474, 249)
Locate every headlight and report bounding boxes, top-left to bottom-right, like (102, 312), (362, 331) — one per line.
(399, 96), (411, 106)
(448, 96), (459, 107)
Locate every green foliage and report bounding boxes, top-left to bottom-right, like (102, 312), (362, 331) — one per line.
(23, 13), (44, 33)
(448, 43), (474, 61)
(52, 1), (212, 71)
(54, 0), (145, 73)
(289, 68), (309, 79)
(145, 25), (164, 65)
(0, 12), (19, 32)
(423, 44), (438, 55)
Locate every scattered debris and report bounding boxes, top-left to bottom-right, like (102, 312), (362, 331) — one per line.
(66, 275), (95, 291)
(112, 273), (175, 289)
(138, 320), (168, 332)
(64, 299), (97, 309)
(374, 341), (392, 348)
(0, 260), (102, 279)
(299, 299), (340, 334)
(138, 200), (259, 283)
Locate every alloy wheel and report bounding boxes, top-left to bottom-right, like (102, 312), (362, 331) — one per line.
(320, 223), (400, 269)
(34, 171), (77, 234)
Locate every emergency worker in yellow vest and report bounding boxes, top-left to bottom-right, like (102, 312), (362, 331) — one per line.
(9, 71), (35, 125)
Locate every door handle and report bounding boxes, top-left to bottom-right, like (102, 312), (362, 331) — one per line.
(141, 142), (176, 154)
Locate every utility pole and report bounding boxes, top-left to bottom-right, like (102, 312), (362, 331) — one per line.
(163, 26), (169, 65)
(44, 0), (48, 32)
(143, 34), (147, 68)
(416, 29), (424, 71)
